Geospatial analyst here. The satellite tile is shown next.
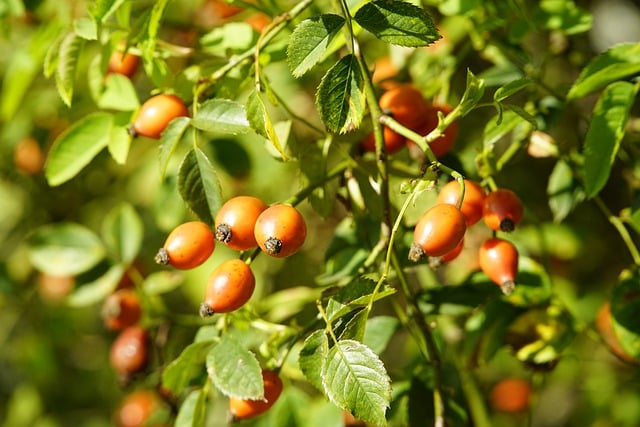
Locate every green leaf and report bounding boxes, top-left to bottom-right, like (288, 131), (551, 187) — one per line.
(162, 340), (214, 395)
(338, 309), (368, 342)
(55, 32), (84, 106)
(354, 0), (440, 47)
(67, 264), (126, 307)
(363, 316), (400, 355)
(98, 73), (140, 111)
(200, 22), (259, 56)
(159, 117), (191, 179)
(107, 114), (132, 165)
(547, 159), (585, 222)
(175, 389), (208, 427)
(101, 203), (143, 264)
(45, 112), (114, 186)
(483, 109), (527, 151)
(325, 277), (395, 322)
(143, 271), (184, 295)
(192, 99), (251, 135)
(299, 330), (328, 393)
(287, 14), (345, 77)
(91, 0), (126, 24)
(206, 334), (263, 399)
(177, 148), (223, 225)
(246, 90), (288, 160)
(27, 223), (106, 276)
(611, 269), (640, 358)
(493, 78), (531, 103)
(567, 43), (640, 100)
(74, 17), (97, 40)
(457, 69), (485, 117)
(316, 54), (365, 134)
(583, 81), (637, 198)
(321, 340), (391, 426)
(535, 0), (592, 35)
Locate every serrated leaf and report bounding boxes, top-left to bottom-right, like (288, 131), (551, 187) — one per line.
(98, 73), (140, 111)
(321, 340), (391, 426)
(583, 81), (637, 198)
(101, 203), (143, 264)
(67, 264), (125, 307)
(192, 99), (251, 135)
(206, 335), (263, 399)
(299, 330), (328, 393)
(45, 112), (114, 186)
(568, 43), (640, 100)
(158, 117), (191, 179)
(316, 54), (365, 134)
(287, 14), (345, 77)
(547, 159), (585, 222)
(27, 223), (106, 276)
(162, 340), (214, 395)
(246, 90), (288, 160)
(143, 271), (184, 295)
(338, 309), (368, 342)
(55, 32), (84, 106)
(325, 277), (396, 322)
(354, 0), (440, 47)
(175, 388), (208, 427)
(177, 148), (223, 225)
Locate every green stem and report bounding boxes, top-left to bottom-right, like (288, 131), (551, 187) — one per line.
(455, 354), (493, 427)
(594, 197), (640, 266)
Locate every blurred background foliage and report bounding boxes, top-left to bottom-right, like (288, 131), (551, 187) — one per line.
(1, 0), (640, 426)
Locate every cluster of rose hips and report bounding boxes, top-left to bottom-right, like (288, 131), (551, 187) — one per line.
(409, 179), (524, 295)
(361, 83), (457, 158)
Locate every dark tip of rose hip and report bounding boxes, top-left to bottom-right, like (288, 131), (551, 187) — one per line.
(199, 302), (215, 318)
(215, 223), (232, 243)
(428, 256), (445, 269)
(264, 237), (283, 255)
(499, 218), (516, 232)
(154, 248), (169, 265)
(500, 280), (516, 296)
(408, 242), (426, 262)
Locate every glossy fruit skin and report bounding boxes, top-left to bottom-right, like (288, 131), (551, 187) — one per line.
(430, 238), (465, 268)
(361, 126), (406, 154)
(107, 44), (140, 78)
(155, 221), (215, 269)
(200, 259), (255, 316)
(254, 204), (307, 258)
(437, 179), (486, 226)
(408, 204), (466, 262)
(132, 94), (189, 139)
(483, 189), (523, 232)
(409, 104), (457, 158)
(490, 378), (531, 413)
(102, 289), (142, 330)
(379, 84), (430, 130)
(109, 326), (149, 376)
(115, 390), (163, 427)
(478, 237), (518, 295)
(215, 196), (268, 251)
(14, 137), (44, 175)
(229, 370), (283, 420)
(596, 302), (636, 364)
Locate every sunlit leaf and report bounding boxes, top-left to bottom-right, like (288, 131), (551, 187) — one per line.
(178, 148), (223, 225)
(192, 98), (251, 135)
(98, 73), (140, 111)
(364, 316), (401, 355)
(354, 0), (440, 47)
(162, 340), (214, 395)
(27, 223), (106, 276)
(321, 340), (391, 426)
(582, 81), (637, 198)
(246, 90), (288, 160)
(55, 32), (84, 106)
(287, 14), (345, 77)
(325, 277), (395, 322)
(67, 264), (125, 307)
(45, 112), (114, 186)
(175, 388), (208, 427)
(206, 335), (263, 399)
(101, 203), (143, 264)
(158, 117), (191, 179)
(316, 54), (365, 134)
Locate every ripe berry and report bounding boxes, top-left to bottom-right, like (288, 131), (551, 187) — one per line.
(37, 272), (74, 303)
(595, 302), (636, 364)
(229, 370), (283, 420)
(102, 289), (142, 330)
(360, 126), (406, 154)
(13, 137), (44, 175)
(429, 238), (464, 268)
(379, 84), (429, 130)
(436, 179), (486, 226)
(408, 204), (466, 262)
(115, 389), (164, 427)
(478, 237), (518, 295)
(254, 204), (307, 258)
(155, 221), (215, 270)
(408, 103), (457, 158)
(215, 196), (268, 251)
(489, 378), (532, 413)
(131, 94), (189, 139)
(483, 189), (523, 232)
(200, 259), (255, 316)
(107, 43), (140, 78)
(109, 326), (149, 377)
